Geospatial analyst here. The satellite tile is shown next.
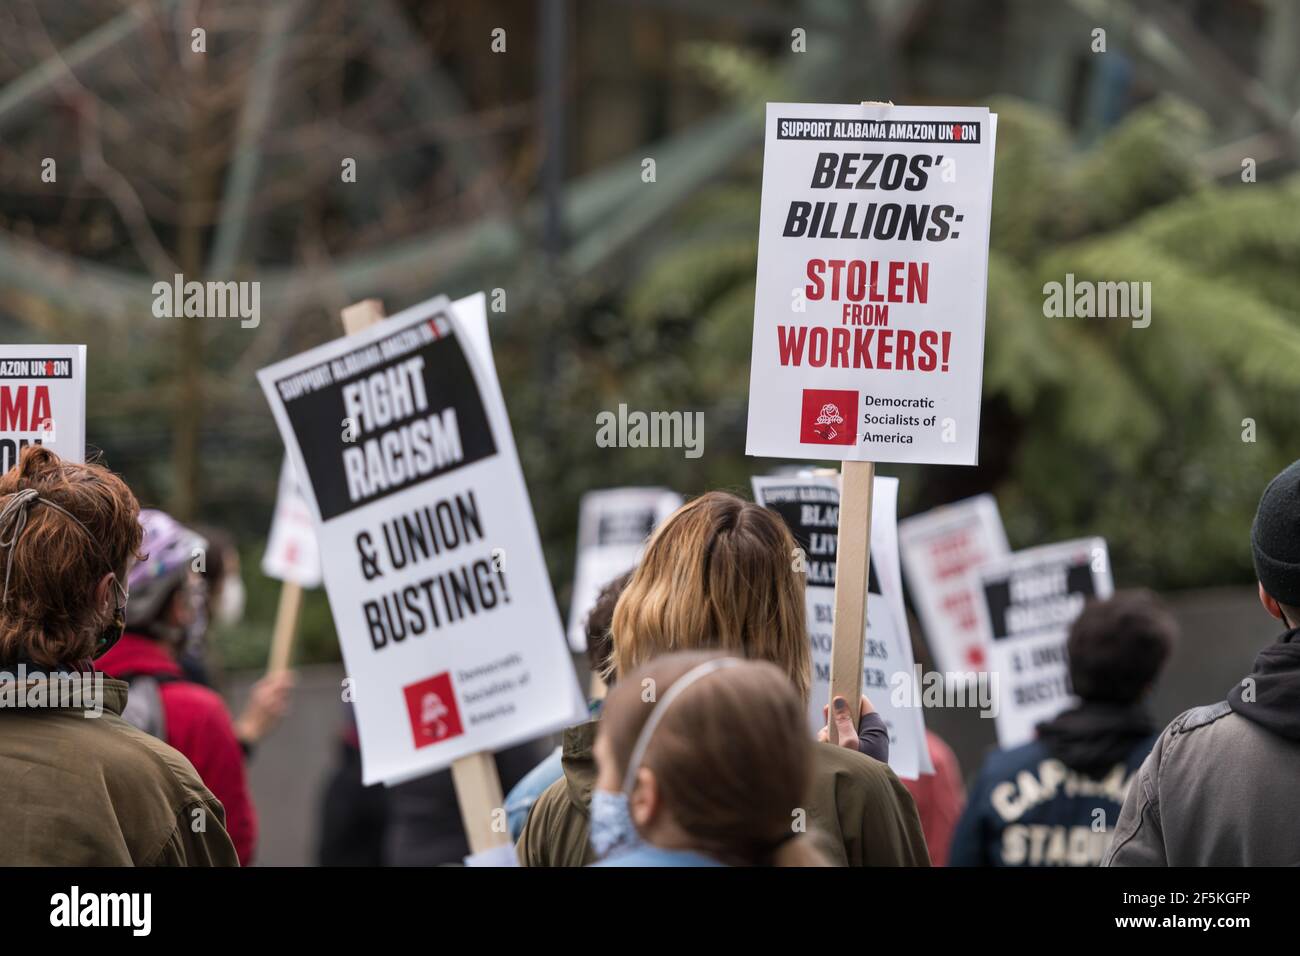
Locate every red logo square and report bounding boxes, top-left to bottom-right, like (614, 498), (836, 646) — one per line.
(800, 389), (858, 445)
(403, 672), (465, 748)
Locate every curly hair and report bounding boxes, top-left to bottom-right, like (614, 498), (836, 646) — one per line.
(0, 446), (143, 668)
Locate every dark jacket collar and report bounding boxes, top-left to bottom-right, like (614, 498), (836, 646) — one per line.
(1227, 626), (1300, 740)
(1036, 700), (1155, 776)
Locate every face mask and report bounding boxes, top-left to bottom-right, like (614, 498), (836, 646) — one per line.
(215, 574), (245, 626)
(589, 789), (640, 861)
(93, 578), (129, 660)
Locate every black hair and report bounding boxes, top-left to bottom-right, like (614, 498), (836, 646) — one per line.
(1066, 590), (1177, 704)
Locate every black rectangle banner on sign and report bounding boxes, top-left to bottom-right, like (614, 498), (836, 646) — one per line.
(775, 117), (982, 144)
(758, 483), (880, 594)
(983, 561), (1096, 642)
(0, 358), (74, 379)
(274, 322), (496, 521)
(596, 509), (657, 547)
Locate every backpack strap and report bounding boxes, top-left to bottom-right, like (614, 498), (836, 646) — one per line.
(116, 672), (175, 742)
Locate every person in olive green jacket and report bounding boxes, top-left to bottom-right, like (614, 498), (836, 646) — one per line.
(0, 446), (239, 866)
(518, 492), (929, 867)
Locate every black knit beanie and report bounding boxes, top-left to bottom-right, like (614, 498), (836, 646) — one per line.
(1252, 459), (1300, 607)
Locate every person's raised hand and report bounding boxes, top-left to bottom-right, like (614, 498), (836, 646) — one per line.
(817, 694), (874, 748)
(234, 670), (296, 745)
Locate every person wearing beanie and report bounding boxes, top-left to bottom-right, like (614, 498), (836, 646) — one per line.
(950, 591), (1176, 866)
(1105, 459), (1300, 866)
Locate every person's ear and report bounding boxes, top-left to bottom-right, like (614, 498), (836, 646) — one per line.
(629, 766), (659, 829)
(1259, 582), (1285, 622)
(93, 573), (116, 613)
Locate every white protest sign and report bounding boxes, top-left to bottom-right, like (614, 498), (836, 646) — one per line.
(899, 493), (1009, 674)
(257, 295), (587, 784)
(975, 538), (1113, 748)
(753, 472), (932, 778)
(262, 458), (323, 588)
(566, 487), (682, 652)
(0, 345), (86, 470)
(746, 103), (996, 465)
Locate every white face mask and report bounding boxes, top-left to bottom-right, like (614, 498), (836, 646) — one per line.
(215, 574), (246, 626)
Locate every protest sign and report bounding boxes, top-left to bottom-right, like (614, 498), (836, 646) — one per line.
(566, 487), (682, 653)
(256, 295), (587, 806)
(974, 538), (1113, 747)
(745, 102), (997, 466)
(263, 457), (323, 589)
(0, 344), (86, 470)
(899, 493), (1009, 673)
(753, 472), (932, 778)
(260, 458), (322, 674)
(745, 100), (998, 730)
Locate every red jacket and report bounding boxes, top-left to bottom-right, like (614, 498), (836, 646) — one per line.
(97, 633), (257, 865)
(902, 730), (966, 867)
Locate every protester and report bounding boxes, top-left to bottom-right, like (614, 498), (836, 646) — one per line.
(951, 590), (1176, 866)
(903, 730), (966, 867)
(517, 491), (929, 867)
(0, 446), (238, 865)
(1106, 460), (1300, 866)
(505, 570), (630, 841)
(591, 651), (830, 866)
(316, 705), (556, 866)
(189, 523), (294, 756)
(316, 703), (389, 866)
(97, 509), (258, 865)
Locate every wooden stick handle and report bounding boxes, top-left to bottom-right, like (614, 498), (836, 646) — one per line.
(266, 581), (303, 674)
(829, 460), (875, 729)
(339, 295), (510, 853)
(451, 752), (509, 853)
(823, 97), (893, 731)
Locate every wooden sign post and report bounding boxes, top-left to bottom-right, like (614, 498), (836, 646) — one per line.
(265, 580), (303, 674)
(828, 460), (874, 730)
(339, 297), (509, 855)
(825, 100), (894, 734)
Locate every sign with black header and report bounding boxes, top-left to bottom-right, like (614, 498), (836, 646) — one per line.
(753, 472), (931, 778)
(973, 538), (1113, 747)
(746, 102), (997, 465)
(0, 344), (85, 472)
(257, 295), (586, 784)
(566, 487), (682, 652)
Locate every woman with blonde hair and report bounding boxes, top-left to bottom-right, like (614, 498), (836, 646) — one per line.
(518, 491), (929, 867)
(591, 651), (829, 866)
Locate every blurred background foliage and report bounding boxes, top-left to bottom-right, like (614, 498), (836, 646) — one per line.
(2, 0), (1300, 668)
